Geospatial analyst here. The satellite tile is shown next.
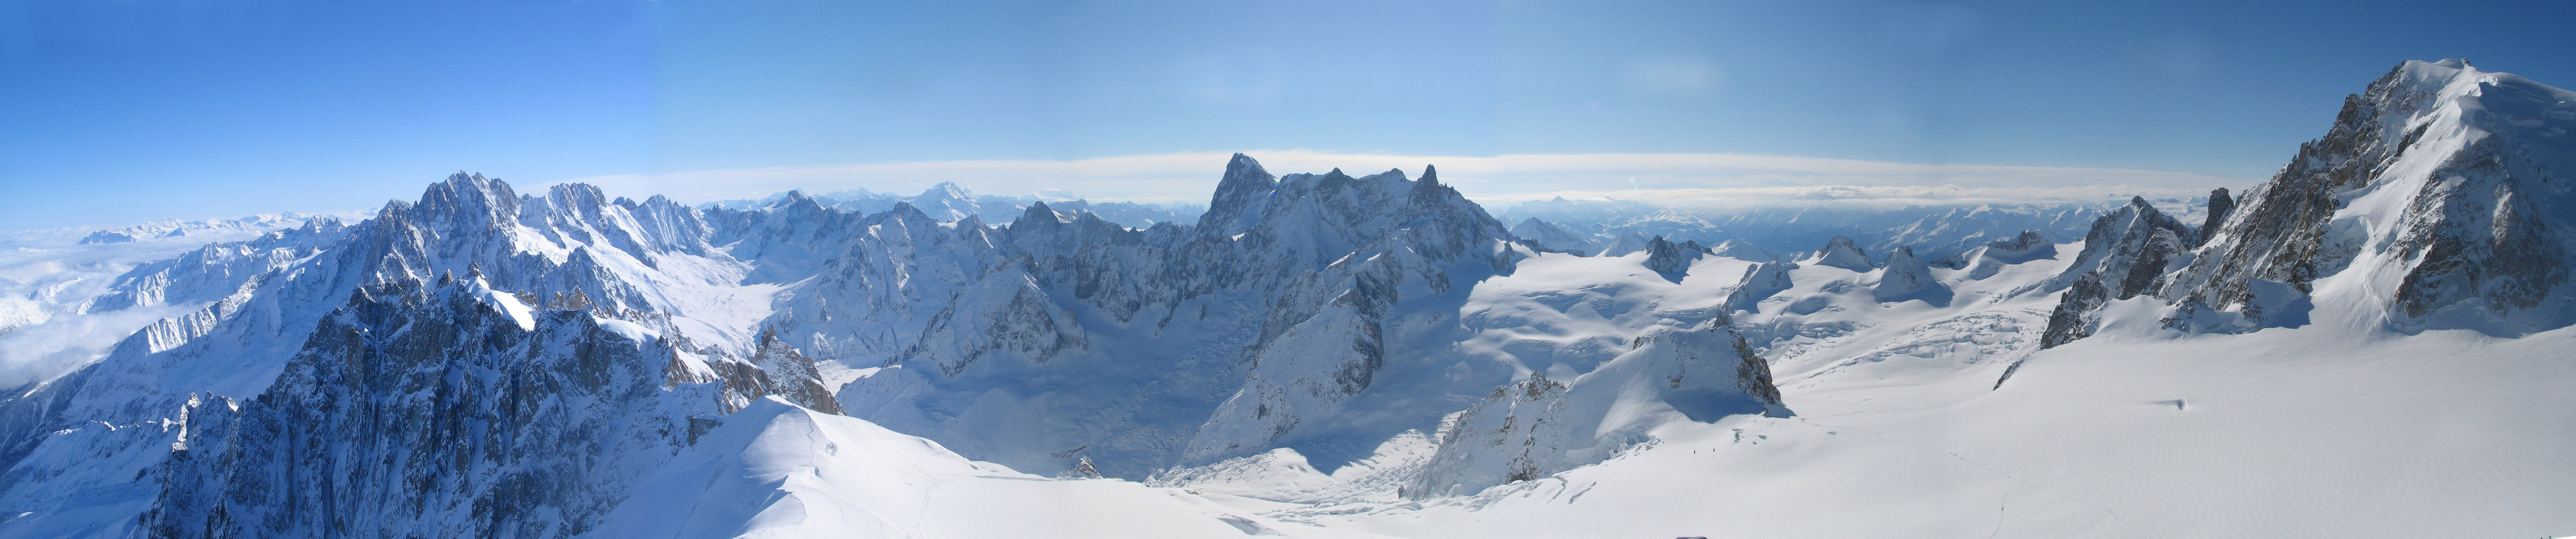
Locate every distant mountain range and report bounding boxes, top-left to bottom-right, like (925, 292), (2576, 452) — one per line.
(0, 59), (2569, 538)
(704, 182), (1205, 229)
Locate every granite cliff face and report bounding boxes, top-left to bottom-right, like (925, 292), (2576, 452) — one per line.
(0, 175), (836, 536)
(2040, 60), (2576, 347)
(2035, 197), (2198, 348)
(145, 279), (735, 538)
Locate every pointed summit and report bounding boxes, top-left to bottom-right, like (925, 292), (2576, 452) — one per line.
(768, 189), (827, 214)
(416, 171), (520, 231)
(2158, 59), (2576, 334)
(1642, 235), (1705, 280)
(1808, 236), (1872, 272)
(1420, 164), (1439, 186)
(1202, 154), (1282, 232)
(1874, 246), (1949, 305)
(2197, 188), (2234, 247)
(919, 181), (972, 200)
(1013, 200), (1067, 228)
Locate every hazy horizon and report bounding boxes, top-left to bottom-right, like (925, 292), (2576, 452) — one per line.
(9, 1), (2573, 228)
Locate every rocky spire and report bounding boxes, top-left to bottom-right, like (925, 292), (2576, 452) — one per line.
(1642, 236), (1705, 280)
(1199, 153), (1279, 232)
(2196, 188), (2233, 248)
(2034, 197), (2192, 348)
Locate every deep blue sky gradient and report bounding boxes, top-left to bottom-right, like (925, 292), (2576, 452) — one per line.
(4, 0), (2572, 228)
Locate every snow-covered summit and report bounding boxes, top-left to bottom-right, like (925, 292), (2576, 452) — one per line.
(5, 60), (2575, 537)
(708, 183), (1205, 228)
(74, 214), (317, 245)
(1803, 236), (1873, 272)
(2031, 59), (2576, 347)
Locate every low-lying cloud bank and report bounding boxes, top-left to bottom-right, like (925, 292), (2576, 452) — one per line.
(550, 150), (2247, 210)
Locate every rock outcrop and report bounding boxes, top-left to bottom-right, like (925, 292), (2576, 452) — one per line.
(2043, 59), (2576, 347)
(2035, 197), (2194, 348)
(1806, 236), (1873, 272)
(1401, 318), (1784, 499)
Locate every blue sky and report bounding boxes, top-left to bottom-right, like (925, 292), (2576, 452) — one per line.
(3, 0), (2572, 228)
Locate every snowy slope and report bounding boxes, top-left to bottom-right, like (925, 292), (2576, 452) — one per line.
(1288, 320), (2576, 538)
(587, 397), (1387, 538)
(2171, 59), (2576, 335)
(1189, 212), (2576, 538)
(0, 59), (2571, 539)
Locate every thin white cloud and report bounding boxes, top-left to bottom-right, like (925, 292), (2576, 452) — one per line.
(544, 150), (2251, 210)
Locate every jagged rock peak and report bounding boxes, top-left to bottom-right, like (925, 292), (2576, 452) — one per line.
(1809, 236), (1872, 271)
(1642, 235), (1705, 279)
(2033, 197), (2193, 347)
(2197, 188), (2234, 248)
(2156, 59), (2576, 334)
(1990, 230), (2050, 252)
(1406, 166), (1442, 195)
(416, 171), (521, 227)
(1420, 164), (1439, 185)
(2041, 197), (2193, 296)
(1202, 153), (1282, 230)
(1224, 152), (1271, 182)
(1008, 201), (1074, 230)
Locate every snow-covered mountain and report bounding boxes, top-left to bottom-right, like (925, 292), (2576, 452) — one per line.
(71, 214), (321, 245)
(0, 59), (2571, 538)
(0, 213), (345, 387)
(1500, 197), (2168, 262)
(706, 183), (1204, 229)
(2033, 59), (2576, 346)
(0, 156), (1785, 537)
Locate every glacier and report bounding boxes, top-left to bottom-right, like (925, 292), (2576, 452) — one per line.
(0, 59), (2571, 538)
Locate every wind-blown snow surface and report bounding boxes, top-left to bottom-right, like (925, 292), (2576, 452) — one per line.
(1290, 323), (2576, 538)
(2, 59), (2573, 538)
(588, 398), (1385, 538)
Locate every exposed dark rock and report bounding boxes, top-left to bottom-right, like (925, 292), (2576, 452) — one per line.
(2197, 188), (2234, 247)
(1642, 236), (1709, 280)
(2033, 197), (2193, 347)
